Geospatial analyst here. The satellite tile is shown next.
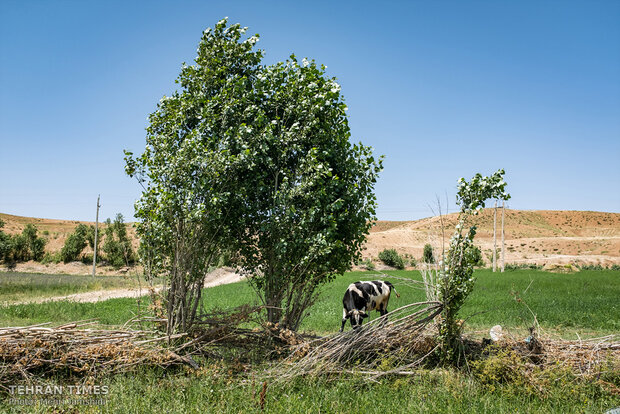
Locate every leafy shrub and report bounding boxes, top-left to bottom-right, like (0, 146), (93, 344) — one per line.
(470, 245), (484, 267)
(0, 221), (47, 264)
(103, 214), (135, 268)
(81, 253), (94, 265)
(41, 252), (61, 265)
(409, 257), (418, 268)
(504, 263), (542, 271)
(378, 249), (405, 270)
(60, 224), (89, 263)
(0, 222), (10, 263)
(422, 244), (435, 264)
(86, 224), (102, 260)
(23, 224), (46, 261)
(578, 264), (606, 271)
(362, 258), (375, 271)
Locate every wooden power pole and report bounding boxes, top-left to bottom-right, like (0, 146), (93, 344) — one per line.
(92, 195), (100, 278)
(493, 200), (497, 272)
(501, 201), (505, 272)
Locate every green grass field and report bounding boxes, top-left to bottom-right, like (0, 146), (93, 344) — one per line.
(1, 269), (618, 336)
(1, 269), (618, 413)
(200, 268), (620, 337)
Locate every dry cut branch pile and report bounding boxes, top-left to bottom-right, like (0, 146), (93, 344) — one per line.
(274, 301), (443, 380)
(0, 320), (191, 385)
(505, 334), (620, 377)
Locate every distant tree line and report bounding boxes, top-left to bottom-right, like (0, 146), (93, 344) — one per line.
(0, 214), (135, 269)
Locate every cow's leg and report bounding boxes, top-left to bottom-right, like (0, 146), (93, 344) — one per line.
(378, 303), (389, 326)
(340, 309), (347, 332)
(379, 303), (387, 316)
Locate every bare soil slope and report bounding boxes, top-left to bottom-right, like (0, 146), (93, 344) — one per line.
(365, 210), (620, 266)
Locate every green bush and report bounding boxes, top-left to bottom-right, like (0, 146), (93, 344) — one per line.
(81, 253), (94, 265)
(470, 245), (484, 267)
(0, 222), (47, 264)
(409, 257), (417, 268)
(40, 252), (61, 265)
(362, 258), (375, 271)
(422, 244), (435, 264)
(0, 219), (13, 264)
(504, 263), (543, 271)
(103, 214), (135, 268)
(378, 249), (405, 270)
(23, 224), (46, 261)
(60, 224), (89, 263)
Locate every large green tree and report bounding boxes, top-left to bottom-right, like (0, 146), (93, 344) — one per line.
(226, 56), (382, 330)
(125, 19), (264, 335)
(126, 18), (381, 333)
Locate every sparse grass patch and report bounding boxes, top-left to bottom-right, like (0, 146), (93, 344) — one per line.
(0, 272), (143, 304)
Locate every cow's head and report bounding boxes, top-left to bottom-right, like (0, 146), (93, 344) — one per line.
(347, 309), (369, 329)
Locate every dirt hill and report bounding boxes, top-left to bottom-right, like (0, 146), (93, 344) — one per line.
(2, 209), (619, 272)
(365, 210), (620, 267)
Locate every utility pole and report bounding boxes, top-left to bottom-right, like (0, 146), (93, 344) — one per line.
(92, 195), (100, 278)
(493, 200), (497, 272)
(501, 201), (505, 272)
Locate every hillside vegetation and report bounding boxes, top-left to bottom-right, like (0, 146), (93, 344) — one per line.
(1, 210), (619, 274)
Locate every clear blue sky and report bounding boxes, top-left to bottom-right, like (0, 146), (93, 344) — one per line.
(1, 0), (619, 222)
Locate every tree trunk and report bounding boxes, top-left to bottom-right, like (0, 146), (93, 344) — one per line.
(501, 201), (505, 272)
(493, 201), (497, 272)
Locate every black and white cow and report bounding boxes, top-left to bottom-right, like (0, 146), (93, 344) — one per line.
(340, 280), (400, 332)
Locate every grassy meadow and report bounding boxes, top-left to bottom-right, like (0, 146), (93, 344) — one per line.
(1, 268), (618, 335)
(1, 268), (618, 413)
(200, 268), (620, 337)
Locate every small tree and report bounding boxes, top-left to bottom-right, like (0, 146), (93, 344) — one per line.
(23, 224), (46, 261)
(436, 169), (510, 363)
(102, 214), (135, 268)
(422, 243), (435, 264)
(0, 219), (12, 264)
(470, 245), (484, 267)
(60, 224), (88, 263)
(0, 224), (47, 264)
(86, 224), (102, 260)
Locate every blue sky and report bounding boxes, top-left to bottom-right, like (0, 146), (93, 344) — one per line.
(1, 0), (618, 222)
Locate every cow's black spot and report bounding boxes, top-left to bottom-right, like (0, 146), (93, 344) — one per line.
(371, 300), (376, 309)
(350, 289), (367, 311)
(371, 281), (384, 294)
(355, 282), (371, 301)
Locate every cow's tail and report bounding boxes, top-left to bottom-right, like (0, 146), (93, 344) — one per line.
(385, 281), (400, 298)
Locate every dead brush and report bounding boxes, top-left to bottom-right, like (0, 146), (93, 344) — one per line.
(174, 305), (311, 362)
(271, 300), (443, 381)
(0, 320), (191, 386)
(503, 333), (620, 378)
(471, 333), (620, 397)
